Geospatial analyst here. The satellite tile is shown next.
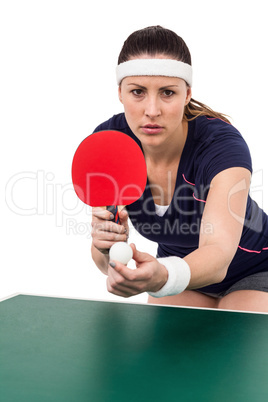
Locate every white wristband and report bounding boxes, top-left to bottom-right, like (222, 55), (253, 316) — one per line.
(148, 257), (191, 298)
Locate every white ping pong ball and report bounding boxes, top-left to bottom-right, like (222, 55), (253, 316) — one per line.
(109, 242), (133, 265)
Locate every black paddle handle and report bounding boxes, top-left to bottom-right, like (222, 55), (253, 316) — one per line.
(107, 206), (120, 224)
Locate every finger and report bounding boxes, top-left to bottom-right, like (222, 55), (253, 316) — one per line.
(108, 264), (134, 287)
(119, 208), (129, 223)
(92, 207), (115, 221)
(118, 208), (129, 236)
(91, 221), (128, 252)
(91, 220), (127, 237)
(107, 266), (145, 295)
(92, 229), (128, 247)
(110, 259), (150, 282)
(130, 243), (153, 264)
(106, 277), (135, 297)
(92, 239), (121, 253)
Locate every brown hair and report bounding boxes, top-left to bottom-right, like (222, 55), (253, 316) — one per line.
(118, 26), (230, 124)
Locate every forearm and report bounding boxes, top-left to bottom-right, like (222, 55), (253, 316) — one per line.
(182, 167), (250, 290)
(91, 244), (110, 275)
(183, 244), (231, 289)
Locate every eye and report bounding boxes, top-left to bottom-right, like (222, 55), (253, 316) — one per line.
(131, 89), (144, 97)
(162, 90), (175, 97)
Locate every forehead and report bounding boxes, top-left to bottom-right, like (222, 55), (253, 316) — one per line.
(122, 75), (186, 88)
(128, 53), (174, 60)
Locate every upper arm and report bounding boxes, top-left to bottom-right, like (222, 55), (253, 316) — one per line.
(199, 167), (251, 262)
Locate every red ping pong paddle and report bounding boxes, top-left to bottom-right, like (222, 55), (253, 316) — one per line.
(72, 130), (147, 223)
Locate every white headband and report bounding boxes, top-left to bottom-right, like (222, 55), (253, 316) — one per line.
(116, 59), (193, 87)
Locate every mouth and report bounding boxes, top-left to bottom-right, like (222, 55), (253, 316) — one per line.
(141, 124), (163, 134)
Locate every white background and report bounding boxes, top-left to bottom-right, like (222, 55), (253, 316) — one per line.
(1, 0), (267, 303)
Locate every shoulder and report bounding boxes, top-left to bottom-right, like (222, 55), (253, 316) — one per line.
(93, 113), (141, 146)
(188, 116), (252, 186)
(93, 113), (129, 133)
(189, 115), (251, 159)
(191, 115), (244, 143)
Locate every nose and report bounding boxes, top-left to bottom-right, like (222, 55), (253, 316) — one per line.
(144, 95), (161, 118)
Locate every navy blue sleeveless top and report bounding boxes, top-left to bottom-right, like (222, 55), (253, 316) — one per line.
(94, 113), (268, 293)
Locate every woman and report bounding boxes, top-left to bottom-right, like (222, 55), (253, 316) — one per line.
(91, 26), (268, 312)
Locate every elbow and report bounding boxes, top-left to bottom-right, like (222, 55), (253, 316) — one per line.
(213, 248), (234, 284)
(208, 244), (234, 285)
(214, 266), (228, 284)
(214, 242), (236, 283)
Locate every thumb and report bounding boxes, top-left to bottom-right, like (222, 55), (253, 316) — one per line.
(129, 243), (152, 264)
(119, 208), (129, 225)
(119, 208), (128, 220)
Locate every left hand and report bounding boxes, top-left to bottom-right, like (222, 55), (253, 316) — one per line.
(106, 244), (168, 297)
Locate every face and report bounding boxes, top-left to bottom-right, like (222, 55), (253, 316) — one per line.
(118, 62), (192, 149)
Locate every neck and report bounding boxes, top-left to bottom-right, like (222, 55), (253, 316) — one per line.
(143, 120), (188, 165)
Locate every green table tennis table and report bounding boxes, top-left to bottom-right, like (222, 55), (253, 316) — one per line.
(0, 294), (267, 402)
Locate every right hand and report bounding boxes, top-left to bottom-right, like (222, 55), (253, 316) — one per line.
(107, 244), (168, 297)
(91, 207), (129, 254)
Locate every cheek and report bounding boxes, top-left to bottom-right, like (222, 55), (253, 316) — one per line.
(121, 102), (140, 132)
(123, 100), (140, 120)
(168, 101), (185, 119)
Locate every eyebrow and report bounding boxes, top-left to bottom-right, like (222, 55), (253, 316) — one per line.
(127, 83), (180, 90)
